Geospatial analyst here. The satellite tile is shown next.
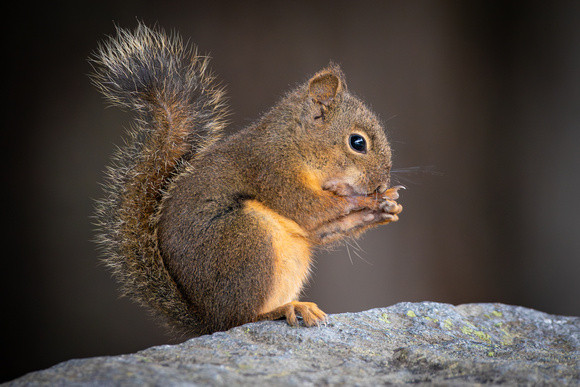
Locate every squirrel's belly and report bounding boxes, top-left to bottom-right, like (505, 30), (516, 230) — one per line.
(243, 200), (313, 314)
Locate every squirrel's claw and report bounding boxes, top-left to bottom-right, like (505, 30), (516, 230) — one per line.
(258, 301), (327, 328)
(382, 185), (406, 201)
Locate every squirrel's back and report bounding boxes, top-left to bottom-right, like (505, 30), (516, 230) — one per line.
(91, 23), (228, 335)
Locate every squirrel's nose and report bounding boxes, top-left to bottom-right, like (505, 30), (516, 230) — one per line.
(376, 183), (389, 194)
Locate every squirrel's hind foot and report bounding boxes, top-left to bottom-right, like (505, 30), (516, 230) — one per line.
(257, 301), (327, 328)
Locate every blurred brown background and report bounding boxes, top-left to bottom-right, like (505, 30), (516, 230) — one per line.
(4, 0), (580, 382)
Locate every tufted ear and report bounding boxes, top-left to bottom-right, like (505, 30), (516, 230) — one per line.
(308, 64), (345, 108)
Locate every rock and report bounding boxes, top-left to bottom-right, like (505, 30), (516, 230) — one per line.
(7, 302), (579, 386)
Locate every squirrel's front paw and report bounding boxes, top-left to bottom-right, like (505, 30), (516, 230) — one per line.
(376, 185), (404, 223)
(378, 199), (403, 222)
(257, 301), (327, 327)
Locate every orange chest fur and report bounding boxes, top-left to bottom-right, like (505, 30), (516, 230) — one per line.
(243, 200), (313, 314)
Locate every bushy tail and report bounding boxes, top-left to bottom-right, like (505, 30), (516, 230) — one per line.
(90, 23), (228, 336)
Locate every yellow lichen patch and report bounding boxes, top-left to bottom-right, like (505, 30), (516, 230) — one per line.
(379, 313), (391, 324)
(500, 328), (514, 346)
(460, 323), (493, 345)
(473, 330), (492, 344)
(443, 319), (454, 330)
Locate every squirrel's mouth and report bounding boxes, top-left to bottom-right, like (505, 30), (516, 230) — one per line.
(322, 180), (365, 197)
(322, 179), (400, 199)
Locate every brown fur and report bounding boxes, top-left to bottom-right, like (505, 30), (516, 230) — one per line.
(91, 23), (402, 337)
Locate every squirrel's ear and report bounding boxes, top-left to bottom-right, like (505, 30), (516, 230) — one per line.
(308, 65), (345, 107)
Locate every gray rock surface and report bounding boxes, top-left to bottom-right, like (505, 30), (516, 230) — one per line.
(7, 302), (580, 386)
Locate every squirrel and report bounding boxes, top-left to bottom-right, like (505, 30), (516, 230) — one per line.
(90, 23), (403, 337)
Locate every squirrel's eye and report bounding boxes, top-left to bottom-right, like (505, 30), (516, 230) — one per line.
(349, 134), (367, 154)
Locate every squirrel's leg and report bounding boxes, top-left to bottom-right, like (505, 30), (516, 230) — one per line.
(160, 196), (283, 334)
(243, 200), (327, 328)
(256, 301), (327, 327)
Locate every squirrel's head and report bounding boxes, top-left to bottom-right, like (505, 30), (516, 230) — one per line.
(294, 64), (393, 197)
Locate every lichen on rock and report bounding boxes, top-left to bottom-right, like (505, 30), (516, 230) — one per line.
(8, 302), (580, 386)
